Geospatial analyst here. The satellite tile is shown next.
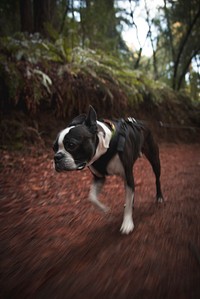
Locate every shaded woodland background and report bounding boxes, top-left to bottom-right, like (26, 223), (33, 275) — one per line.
(0, 3), (200, 298)
(0, 0), (200, 148)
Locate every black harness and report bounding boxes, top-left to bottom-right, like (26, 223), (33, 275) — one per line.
(90, 118), (145, 176)
(103, 117), (145, 152)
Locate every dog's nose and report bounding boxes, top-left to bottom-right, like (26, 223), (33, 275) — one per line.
(54, 152), (63, 162)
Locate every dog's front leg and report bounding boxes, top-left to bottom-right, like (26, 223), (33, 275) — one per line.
(120, 184), (134, 234)
(89, 176), (109, 213)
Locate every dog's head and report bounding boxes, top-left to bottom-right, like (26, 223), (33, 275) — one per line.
(53, 106), (98, 172)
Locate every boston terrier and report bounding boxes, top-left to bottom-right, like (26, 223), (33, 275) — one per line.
(53, 106), (163, 234)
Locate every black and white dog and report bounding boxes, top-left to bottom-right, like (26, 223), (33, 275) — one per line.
(53, 106), (163, 234)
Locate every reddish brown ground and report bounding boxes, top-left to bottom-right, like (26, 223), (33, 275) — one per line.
(0, 143), (200, 299)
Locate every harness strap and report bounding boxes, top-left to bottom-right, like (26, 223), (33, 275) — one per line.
(117, 120), (127, 152)
(102, 119), (116, 136)
(103, 117), (144, 153)
(117, 118), (145, 152)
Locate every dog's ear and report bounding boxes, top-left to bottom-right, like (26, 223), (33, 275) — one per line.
(68, 114), (86, 126)
(85, 105), (97, 133)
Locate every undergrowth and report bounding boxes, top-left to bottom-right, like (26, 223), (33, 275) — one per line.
(1, 34), (193, 117)
(0, 34), (199, 148)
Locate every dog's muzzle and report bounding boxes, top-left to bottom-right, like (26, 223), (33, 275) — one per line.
(54, 152), (87, 171)
(54, 152), (63, 163)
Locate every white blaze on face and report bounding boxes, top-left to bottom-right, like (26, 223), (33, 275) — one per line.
(57, 126), (75, 153)
(56, 126), (77, 170)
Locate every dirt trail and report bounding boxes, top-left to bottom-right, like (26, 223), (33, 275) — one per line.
(0, 143), (200, 299)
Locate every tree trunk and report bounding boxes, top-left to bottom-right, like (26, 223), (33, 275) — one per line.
(172, 7), (200, 90)
(163, 0), (175, 62)
(33, 0), (51, 35)
(177, 48), (200, 90)
(19, 0), (33, 33)
(134, 48), (142, 69)
(144, 0), (158, 80)
(59, 1), (69, 34)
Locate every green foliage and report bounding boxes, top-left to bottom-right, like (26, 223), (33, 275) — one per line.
(0, 61), (23, 102)
(189, 71), (200, 102)
(0, 34), (198, 123)
(0, 0), (199, 98)
(0, 34), (199, 149)
(0, 35), (50, 112)
(69, 47), (155, 107)
(0, 33), (71, 64)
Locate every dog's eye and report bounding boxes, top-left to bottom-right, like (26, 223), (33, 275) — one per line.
(68, 142), (76, 150)
(66, 140), (77, 151)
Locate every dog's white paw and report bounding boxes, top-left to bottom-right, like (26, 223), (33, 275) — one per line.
(120, 217), (134, 234)
(157, 197), (163, 203)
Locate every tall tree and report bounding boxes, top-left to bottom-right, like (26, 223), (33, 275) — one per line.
(19, 0), (33, 33)
(0, 0), (20, 35)
(80, 0), (125, 52)
(33, 0), (51, 35)
(144, 0), (158, 80)
(153, 0), (200, 90)
(172, 1), (200, 89)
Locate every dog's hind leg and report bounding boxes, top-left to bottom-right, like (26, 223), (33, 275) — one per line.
(142, 131), (163, 202)
(89, 176), (109, 213)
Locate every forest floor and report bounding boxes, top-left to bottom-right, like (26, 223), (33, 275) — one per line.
(0, 143), (200, 299)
